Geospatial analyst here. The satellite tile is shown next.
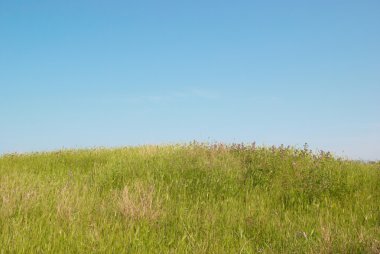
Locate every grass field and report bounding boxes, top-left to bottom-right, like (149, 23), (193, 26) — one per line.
(0, 143), (379, 253)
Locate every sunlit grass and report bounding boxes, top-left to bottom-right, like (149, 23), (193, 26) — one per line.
(0, 143), (379, 253)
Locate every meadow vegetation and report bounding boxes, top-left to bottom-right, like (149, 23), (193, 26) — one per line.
(0, 143), (379, 253)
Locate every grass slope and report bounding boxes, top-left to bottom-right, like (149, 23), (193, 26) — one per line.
(0, 143), (379, 253)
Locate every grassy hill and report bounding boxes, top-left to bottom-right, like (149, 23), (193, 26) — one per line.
(0, 143), (379, 253)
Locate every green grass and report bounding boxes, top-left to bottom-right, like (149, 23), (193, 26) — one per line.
(0, 143), (379, 253)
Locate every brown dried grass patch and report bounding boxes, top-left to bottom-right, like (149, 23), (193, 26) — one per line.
(56, 185), (78, 222)
(119, 182), (161, 221)
(0, 179), (38, 218)
(137, 145), (161, 156)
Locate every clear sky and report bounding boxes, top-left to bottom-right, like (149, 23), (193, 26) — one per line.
(1, 1), (379, 160)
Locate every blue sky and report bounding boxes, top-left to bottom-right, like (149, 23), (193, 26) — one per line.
(1, 0), (379, 160)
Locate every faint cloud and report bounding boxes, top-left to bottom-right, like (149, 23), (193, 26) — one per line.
(190, 88), (220, 99)
(123, 88), (220, 104)
(127, 95), (166, 103)
(76, 87), (221, 105)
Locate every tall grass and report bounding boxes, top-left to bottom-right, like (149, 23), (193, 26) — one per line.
(0, 143), (379, 253)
